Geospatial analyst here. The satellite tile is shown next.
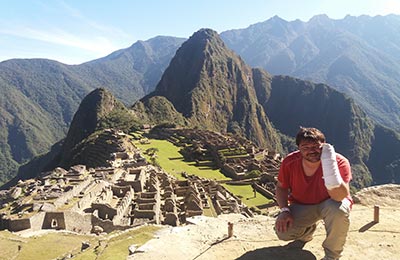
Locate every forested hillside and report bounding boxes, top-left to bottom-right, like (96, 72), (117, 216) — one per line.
(0, 37), (184, 185)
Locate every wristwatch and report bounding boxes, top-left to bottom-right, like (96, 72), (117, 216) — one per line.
(280, 207), (291, 214)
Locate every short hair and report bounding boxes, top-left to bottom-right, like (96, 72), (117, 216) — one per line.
(295, 127), (325, 146)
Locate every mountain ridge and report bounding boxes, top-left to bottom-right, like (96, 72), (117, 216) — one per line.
(220, 14), (400, 130)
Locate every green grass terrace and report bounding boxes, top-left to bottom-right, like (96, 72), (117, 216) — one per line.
(135, 139), (229, 181)
(0, 225), (160, 260)
(134, 138), (273, 210)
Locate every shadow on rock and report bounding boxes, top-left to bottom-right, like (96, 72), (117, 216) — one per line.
(235, 245), (317, 260)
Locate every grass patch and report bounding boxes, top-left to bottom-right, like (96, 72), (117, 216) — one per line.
(0, 231), (93, 260)
(0, 225), (161, 260)
(135, 139), (230, 181)
(222, 184), (273, 208)
(224, 154), (249, 159)
(135, 139), (274, 209)
(0, 231), (24, 260)
(96, 225), (159, 260)
(254, 153), (265, 161)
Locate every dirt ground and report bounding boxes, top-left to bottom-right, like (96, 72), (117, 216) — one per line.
(129, 184), (400, 260)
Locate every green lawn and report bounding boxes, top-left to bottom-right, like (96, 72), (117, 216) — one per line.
(0, 231), (93, 260)
(0, 231), (22, 260)
(75, 225), (160, 260)
(0, 225), (160, 260)
(222, 183), (273, 208)
(135, 138), (273, 209)
(135, 139), (230, 181)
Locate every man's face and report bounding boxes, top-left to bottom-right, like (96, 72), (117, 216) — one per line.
(299, 140), (323, 163)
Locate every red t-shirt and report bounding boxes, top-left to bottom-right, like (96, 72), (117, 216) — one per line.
(278, 150), (352, 205)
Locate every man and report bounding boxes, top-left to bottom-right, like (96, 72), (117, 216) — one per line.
(275, 127), (352, 260)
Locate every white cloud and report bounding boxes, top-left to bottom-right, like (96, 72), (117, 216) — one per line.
(0, 26), (118, 57)
(0, 0), (135, 63)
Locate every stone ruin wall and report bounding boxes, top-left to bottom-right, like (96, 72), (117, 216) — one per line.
(28, 212), (46, 231)
(113, 190), (134, 225)
(133, 190), (162, 224)
(92, 203), (117, 220)
(91, 214), (131, 233)
(53, 176), (93, 208)
(21, 210), (92, 234)
(64, 211), (92, 233)
(4, 218), (31, 232)
(96, 186), (113, 205)
(71, 181), (108, 212)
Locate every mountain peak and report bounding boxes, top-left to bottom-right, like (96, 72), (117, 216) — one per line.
(191, 28), (219, 39)
(150, 28), (233, 102)
(308, 14), (333, 25)
(309, 14), (330, 21)
(149, 27), (241, 107)
(186, 28), (227, 53)
(269, 15), (287, 23)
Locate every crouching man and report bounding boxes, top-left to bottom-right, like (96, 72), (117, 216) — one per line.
(275, 127), (352, 260)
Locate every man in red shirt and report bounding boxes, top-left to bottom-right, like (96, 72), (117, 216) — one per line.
(275, 127), (352, 260)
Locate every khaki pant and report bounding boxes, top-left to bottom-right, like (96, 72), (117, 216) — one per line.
(275, 199), (351, 259)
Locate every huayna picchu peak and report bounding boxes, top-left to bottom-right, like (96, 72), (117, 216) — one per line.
(133, 28), (282, 152)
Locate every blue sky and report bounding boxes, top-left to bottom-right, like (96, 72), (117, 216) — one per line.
(1, 0), (399, 64)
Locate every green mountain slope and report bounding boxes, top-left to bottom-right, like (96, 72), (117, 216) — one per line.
(367, 126), (400, 184)
(0, 60), (81, 185)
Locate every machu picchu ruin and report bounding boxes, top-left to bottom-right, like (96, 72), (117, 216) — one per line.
(0, 128), (281, 235)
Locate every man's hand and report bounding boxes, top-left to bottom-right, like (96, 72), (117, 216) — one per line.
(275, 211), (294, 232)
(321, 143), (343, 190)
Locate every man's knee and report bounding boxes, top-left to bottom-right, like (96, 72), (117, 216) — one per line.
(322, 199), (351, 229)
(274, 223), (315, 241)
(322, 199), (351, 217)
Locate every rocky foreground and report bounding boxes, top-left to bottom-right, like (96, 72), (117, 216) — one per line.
(128, 184), (400, 260)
